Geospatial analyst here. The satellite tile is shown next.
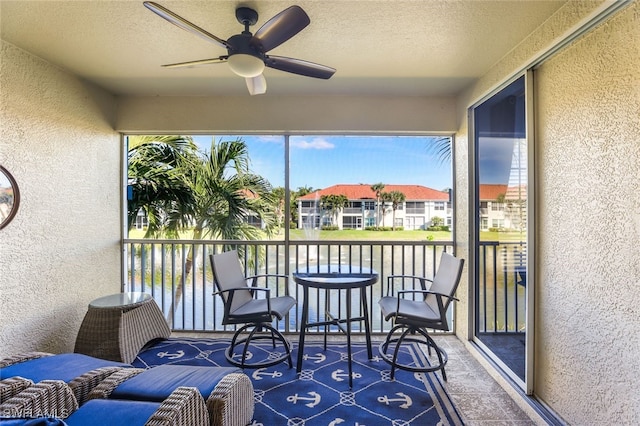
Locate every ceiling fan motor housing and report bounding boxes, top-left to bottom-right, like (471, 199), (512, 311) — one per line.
(227, 33), (264, 59)
(235, 7), (258, 26)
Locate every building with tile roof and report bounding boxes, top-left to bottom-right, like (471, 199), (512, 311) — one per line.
(478, 183), (527, 231)
(297, 183), (451, 230)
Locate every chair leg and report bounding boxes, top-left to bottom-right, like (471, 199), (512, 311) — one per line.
(225, 323), (293, 369)
(268, 326), (278, 349)
(416, 328), (448, 381)
(378, 324), (450, 381)
(389, 326), (414, 380)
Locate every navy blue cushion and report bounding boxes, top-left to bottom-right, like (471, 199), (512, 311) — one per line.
(0, 354), (128, 383)
(64, 399), (159, 426)
(111, 365), (239, 401)
(0, 418), (67, 426)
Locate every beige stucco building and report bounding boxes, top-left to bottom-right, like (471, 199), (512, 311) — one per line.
(297, 183), (451, 230)
(1, 1), (638, 424)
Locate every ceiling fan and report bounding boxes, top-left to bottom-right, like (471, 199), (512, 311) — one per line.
(143, 2), (336, 95)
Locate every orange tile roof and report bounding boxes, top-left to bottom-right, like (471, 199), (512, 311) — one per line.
(479, 184), (508, 200)
(298, 184), (449, 201)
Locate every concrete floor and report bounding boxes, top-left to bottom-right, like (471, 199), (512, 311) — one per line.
(429, 335), (536, 425)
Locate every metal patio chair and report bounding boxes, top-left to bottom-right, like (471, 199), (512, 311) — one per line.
(379, 252), (464, 380)
(209, 250), (296, 369)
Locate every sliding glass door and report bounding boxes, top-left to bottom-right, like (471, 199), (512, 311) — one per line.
(471, 74), (534, 392)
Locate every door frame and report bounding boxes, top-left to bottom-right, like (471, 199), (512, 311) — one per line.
(468, 70), (535, 394)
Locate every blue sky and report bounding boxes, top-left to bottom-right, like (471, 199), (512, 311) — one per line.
(193, 135), (453, 191)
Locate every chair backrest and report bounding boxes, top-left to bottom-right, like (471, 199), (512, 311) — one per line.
(426, 252), (464, 316)
(210, 250), (253, 312)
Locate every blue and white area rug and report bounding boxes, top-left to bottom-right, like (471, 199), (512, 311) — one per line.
(134, 337), (464, 426)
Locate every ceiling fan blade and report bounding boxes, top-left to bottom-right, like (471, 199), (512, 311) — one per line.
(252, 5), (310, 52)
(143, 1), (230, 49)
(162, 56), (228, 68)
(245, 75), (267, 96)
(265, 56), (336, 79)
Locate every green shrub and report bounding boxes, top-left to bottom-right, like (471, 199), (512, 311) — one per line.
(364, 226), (395, 231)
(427, 225), (450, 232)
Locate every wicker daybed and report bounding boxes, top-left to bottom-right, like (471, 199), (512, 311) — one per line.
(0, 379), (209, 426)
(0, 352), (254, 426)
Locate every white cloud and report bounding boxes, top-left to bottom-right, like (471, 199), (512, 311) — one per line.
(291, 137), (335, 150)
(257, 135), (283, 144)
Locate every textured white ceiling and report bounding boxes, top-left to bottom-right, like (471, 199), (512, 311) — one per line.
(0, 0), (566, 97)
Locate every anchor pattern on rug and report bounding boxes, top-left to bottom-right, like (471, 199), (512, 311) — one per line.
(133, 338), (463, 426)
(252, 368), (283, 381)
(157, 350), (184, 360)
(302, 353), (326, 364)
(378, 392), (413, 409)
(332, 369), (362, 382)
(287, 391), (321, 408)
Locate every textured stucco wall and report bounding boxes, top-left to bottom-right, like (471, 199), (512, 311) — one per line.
(534, 2), (640, 422)
(453, 1), (633, 341)
(0, 40), (121, 358)
(453, 0), (640, 423)
(452, 0), (621, 344)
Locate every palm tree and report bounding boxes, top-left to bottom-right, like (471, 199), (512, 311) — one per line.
(320, 194), (348, 226)
(425, 136), (452, 166)
(162, 137), (277, 322)
(127, 135), (198, 235)
(387, 190), (406, 230)
(370, 183), (385, 228)
(178, 137), (277, 241)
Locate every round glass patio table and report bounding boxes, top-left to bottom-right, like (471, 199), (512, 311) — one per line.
(293, 265), (378, 388)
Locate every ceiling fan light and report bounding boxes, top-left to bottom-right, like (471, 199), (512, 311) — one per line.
(246, 75), (267, 96)
(228, 54), (265, 77)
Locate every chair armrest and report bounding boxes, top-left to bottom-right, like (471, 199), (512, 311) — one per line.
(246, 274), (290, 295)
(0, 352), (53, 369)
(246, 274), (289, 282)
(397, 289), (459, 302)
(146, 386), (209, 426)
(207, 373), (254, 426)
(214, 287), (271, 300)
(0, 380), (79, 419)
(386, 275), (433, 295)
(67, 366), (126, 405)
(0, 377), (34, 404)
(87, 368), (146, 400)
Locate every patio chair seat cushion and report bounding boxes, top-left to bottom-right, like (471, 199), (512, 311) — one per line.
(64, 399), (160, 426)
(379, 296), (440, 324)
(232, 296), (296, 320)
(110, 365), (241, 402)
(0, 354), (128, 384)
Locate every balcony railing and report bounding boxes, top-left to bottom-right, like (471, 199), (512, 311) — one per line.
(123, 239), (525, 335)
(477, 241), (527, 333)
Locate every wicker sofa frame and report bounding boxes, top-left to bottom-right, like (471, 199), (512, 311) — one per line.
(88, 367), (254, 426)
(0, 380), (209, 425)
(0, 352), (126, 405)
